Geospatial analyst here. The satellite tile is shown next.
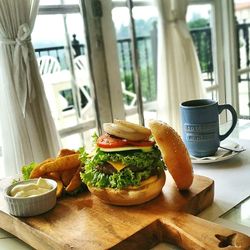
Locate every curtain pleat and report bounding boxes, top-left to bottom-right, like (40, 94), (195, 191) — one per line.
(0, 0), (60, 176)
(155, 0), (205, 134)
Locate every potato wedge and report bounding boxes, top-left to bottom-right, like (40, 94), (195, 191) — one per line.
(30, 158), (55, 179)
(55, 180), (64, 198)
(31, 154), (80, 178)
(61, 168), (78, 186)
(46, 171), (61, 180)
(57, 149), (76, 158)
(65, 166), (82, 193)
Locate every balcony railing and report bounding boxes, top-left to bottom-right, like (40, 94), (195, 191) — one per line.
(35, 23), (250, 119)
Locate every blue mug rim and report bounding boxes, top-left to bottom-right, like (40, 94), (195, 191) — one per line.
(181, 99), (217, 109)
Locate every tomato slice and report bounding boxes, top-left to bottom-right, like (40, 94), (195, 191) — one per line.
(97, 134), (128, 148)
(97, 133), (155, 148)
(126, 140), (155, 147)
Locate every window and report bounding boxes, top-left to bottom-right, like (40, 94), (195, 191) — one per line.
(187, 4), (217, 99)
(34, 0), (160, 153)
(0, 0), (241, 178)
(33, 1), (97, 150)
(34, 0), (232, 149)
(234, 0), (250, 119)
(112, 1), (158, 125)
(187, 0), (239, 125)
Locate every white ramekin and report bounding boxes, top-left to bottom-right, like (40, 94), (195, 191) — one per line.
(4, 178), (57, 217)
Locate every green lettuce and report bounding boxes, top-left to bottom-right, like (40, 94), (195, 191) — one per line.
(21, 162), (37, 180)
(80, 146), (165, 189)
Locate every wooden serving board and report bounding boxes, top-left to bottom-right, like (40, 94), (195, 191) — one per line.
(0, 173), (250, 250)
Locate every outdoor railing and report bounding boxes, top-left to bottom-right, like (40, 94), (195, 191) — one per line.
(35, 23), (250, 118)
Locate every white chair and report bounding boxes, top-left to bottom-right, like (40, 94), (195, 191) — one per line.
(37, 55), (61, 75)
(74, 55), (87, 71)
(37, 56), (68, 120)
(121, 82), (137, 108)
(73, 55), (93, 119)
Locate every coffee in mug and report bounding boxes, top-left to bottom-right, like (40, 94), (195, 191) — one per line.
(180, 99), (237, 157)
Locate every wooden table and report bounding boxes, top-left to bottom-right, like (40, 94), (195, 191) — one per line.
(1, 120), (250, 249)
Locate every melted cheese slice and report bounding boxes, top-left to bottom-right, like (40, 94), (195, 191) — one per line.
(127, 175), (158, 189)
(107, 161), (126, 172)
(107, 162), (158, 188)
(100, 146), (152, 152)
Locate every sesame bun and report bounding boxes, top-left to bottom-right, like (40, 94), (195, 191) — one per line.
(148, 120), (193, 190)
(87, 171), (166, 206)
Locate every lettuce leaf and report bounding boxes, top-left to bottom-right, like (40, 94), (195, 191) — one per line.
(79, 147), (88, 163)
(83, 146), (164, 171)
(80, 146), (165, 189)
(21, 162), (37, 180)
(81, 167), (153, 189)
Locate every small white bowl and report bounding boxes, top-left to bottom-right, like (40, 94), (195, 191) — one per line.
(4, 178), (57, 217)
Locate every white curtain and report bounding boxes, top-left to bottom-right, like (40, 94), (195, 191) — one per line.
(0, 0), (60, 176)
(155, 0), (205, 133)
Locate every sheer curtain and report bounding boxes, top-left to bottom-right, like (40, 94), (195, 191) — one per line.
(0, 0), (60, 176)
(155, 0), (205, 134)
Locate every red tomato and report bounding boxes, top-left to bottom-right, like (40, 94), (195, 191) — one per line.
(97, 134), (128, 148)
(127, 140), (155, 147)
(97, 133), (155, 148)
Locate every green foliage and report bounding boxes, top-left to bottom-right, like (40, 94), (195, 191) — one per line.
(79, 147), (89, 164)
(117, 16), (212, 102)
(140, 67), (156, 101)
(188, 18), (209, 29)
(121, 65), (156, 105)
(187, 18), (212, 73)
(117, 18), (156, 39)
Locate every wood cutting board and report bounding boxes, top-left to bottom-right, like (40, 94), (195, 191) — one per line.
(0, 172), (250, 250)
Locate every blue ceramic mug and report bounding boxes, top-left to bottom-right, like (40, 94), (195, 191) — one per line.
(180, 99), (237, 157)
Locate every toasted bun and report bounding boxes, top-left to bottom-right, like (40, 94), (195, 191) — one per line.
(88, 171), (166, 206)
(148, 120), (193, 190)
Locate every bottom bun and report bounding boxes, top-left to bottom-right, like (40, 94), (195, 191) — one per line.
(88, 171), (166, 206)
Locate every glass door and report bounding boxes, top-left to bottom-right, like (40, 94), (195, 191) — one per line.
(187, 3), (217, 99)
(188, 0), (237, 124)
(112, 0), (158, 126)
(234, 0), (250, 119)
(33, 1), (97, 150)
(111, 0), (221, 125)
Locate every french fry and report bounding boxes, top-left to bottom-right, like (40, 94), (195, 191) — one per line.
(46, 171), (61, 180)
(30, 158), (55, 179)
(65, 166), (82, 193)
(57, 149), (76, 158)
(30, 154), (80, 178)
(61, 168), (78, 186)
(55, 180), (64, 198)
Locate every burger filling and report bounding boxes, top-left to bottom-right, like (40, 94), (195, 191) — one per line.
(80, 141), (165, 189)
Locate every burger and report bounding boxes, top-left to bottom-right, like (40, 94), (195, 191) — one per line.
(80, 119), (166, 206)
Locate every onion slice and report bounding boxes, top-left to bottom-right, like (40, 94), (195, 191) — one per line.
(103, 122), (150, 141)
(114, 119), (151, 136)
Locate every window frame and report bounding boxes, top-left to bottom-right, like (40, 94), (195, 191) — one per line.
(37, 1), (125, 138)
(37, 0), (238, 137)
(189, 0), (238, 123)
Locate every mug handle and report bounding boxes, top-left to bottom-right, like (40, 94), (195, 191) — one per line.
(218, 104), (237, 141)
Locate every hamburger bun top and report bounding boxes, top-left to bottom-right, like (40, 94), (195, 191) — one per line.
(148, 120), (193, 190)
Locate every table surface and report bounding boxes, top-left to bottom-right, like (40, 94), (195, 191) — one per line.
(1, 119), (250, 250)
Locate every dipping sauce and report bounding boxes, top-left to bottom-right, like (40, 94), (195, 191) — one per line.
(10, 178), (52, 198)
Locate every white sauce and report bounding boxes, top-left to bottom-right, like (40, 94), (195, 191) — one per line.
(10, 178), (52, 198)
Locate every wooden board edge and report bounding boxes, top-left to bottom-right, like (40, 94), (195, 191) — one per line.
(184, 176), (214, 215)
(0, 210), (65, 250)
(109, 211), (250, 250)
(0, 174), (215, 250)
